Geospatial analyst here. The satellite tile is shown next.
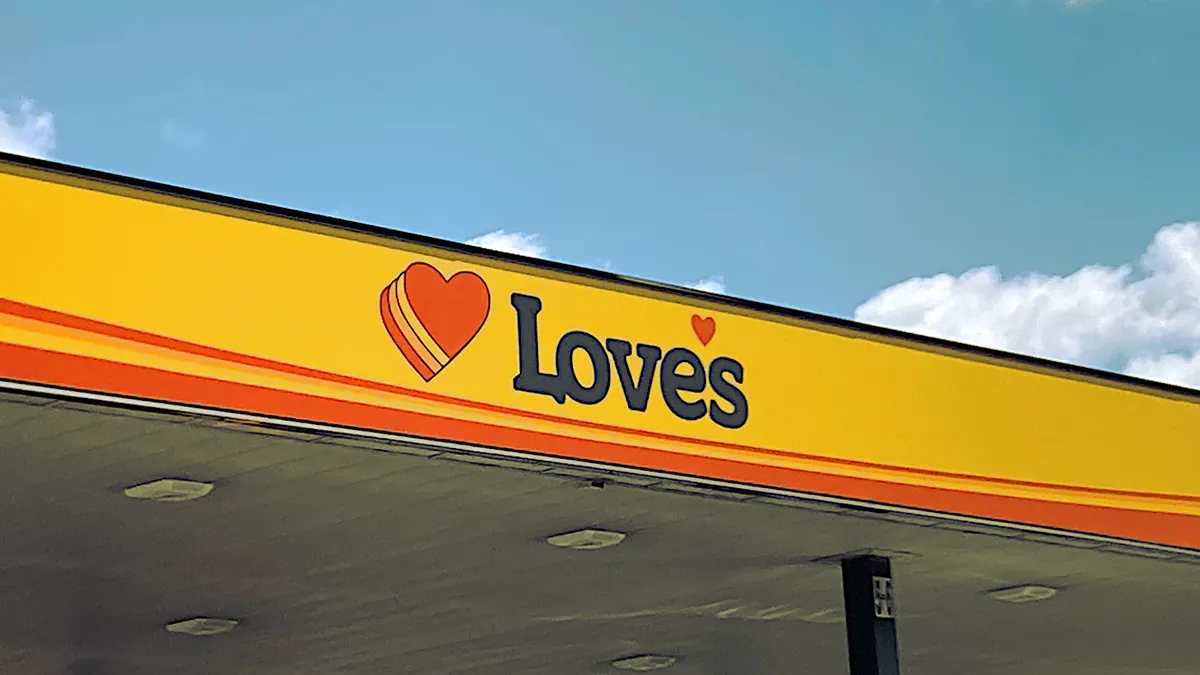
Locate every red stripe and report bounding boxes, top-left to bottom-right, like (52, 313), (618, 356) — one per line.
(1, 295), (1197, 505)
(379, 286), (437, 382)
(0, 341), (1196, 551)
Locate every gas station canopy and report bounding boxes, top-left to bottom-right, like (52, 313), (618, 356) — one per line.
(1, 152), (1198, 675)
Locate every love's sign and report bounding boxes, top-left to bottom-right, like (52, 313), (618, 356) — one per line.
(8, 153), (1198, 553)
(378, 262), (749, 429)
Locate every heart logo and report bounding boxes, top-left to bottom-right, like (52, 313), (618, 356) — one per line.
(691, 314), (716, 346)
(380, 262), (491, 381)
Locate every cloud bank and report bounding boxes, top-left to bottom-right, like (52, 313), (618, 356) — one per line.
(0, 99), (55, 158)
(690, 276), (727, 294)
(465, 230), (547, 258)
(854, 222), (1200, 389)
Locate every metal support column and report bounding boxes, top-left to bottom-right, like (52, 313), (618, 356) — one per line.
(841, 555), (900, 675)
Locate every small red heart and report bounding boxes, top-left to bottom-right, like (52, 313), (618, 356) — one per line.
(380, 262), (491, 381)
(691, 314), (716, 346)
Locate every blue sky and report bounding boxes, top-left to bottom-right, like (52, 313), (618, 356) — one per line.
(3, 0), (1199, 387)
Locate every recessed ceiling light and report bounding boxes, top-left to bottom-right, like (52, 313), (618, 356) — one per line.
(988, 585), (1058, 603)
(125, 479), (214, 502)
(612, 655), (677, 671)
(546, 528), (626, 550)
(165, 617), (239, 636)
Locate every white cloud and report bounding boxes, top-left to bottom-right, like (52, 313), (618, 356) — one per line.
(465, 230), (546, 258)
(691, 276), (727, 294)
(0, 98), (55, 158)
(854, 222), (1200, 389)
(1125, 351), (1200, 389)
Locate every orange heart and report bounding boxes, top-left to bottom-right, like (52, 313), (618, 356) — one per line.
(380, 262), (491, 381)
(691, 314), (716, 346)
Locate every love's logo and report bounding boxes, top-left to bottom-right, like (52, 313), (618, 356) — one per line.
(690, 314), (716, 346)
(379, 262), (491, 381)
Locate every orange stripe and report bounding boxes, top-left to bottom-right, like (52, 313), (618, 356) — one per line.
(0, 342), (1197, 551)
(394, 274), (450, 365)
(7, 307), (1186, 515)
(386, 280), (443, 372)
(378, 287), (436, 382)
(1, 295), (1197, 507)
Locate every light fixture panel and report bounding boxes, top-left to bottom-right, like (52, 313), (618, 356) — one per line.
(546, 528), (627, 550)
(124, 478), (214, 502)
(165, 617), (239, 636)
(612, 655), (677, 671)
(988, 585), (1058, 603)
